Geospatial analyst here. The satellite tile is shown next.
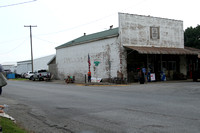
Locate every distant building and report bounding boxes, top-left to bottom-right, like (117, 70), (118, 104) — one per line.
(1, 62), (17, 73)
(16, 54), (55, 74)
(33, 54), (55, 71)
(16, 60), (32, 74)
(47, 55), (57, 79)
(55, 13), (197, 82)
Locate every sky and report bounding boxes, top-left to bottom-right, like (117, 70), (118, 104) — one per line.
(0, 0), (199, 64)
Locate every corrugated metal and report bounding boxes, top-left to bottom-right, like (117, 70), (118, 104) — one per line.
(124, 46), (198, 55)
(185, 46), (200, 58)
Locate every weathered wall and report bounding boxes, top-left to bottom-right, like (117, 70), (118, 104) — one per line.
(56, 37), (121, 82)
(119, 13), (184, 48)
(49, 64), (58, 79)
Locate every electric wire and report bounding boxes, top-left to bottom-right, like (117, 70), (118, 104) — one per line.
(35, 0), (148, 37)
(0, 39), (27, 55)
(0, 0), (37, 8)
(0, 0), (148, 51)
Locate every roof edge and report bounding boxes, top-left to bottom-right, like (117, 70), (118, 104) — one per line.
(56, 27), (119, 50)
(56, 34), (119, 50)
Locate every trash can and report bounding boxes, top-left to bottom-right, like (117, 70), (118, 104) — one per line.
(7, 73), (15, 79)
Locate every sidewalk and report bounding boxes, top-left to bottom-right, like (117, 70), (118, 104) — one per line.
(49, 79), (194, 86)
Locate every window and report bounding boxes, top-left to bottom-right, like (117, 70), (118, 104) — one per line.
(168, 61), (176, 71)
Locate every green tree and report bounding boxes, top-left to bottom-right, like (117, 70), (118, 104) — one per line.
(184, 25), (200, 49)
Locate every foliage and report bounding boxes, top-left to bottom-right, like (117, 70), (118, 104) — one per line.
(0, 117), (28, 133)
(184, 25), (200, 49)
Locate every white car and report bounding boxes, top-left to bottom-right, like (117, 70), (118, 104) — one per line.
(25, 71), (34, 79)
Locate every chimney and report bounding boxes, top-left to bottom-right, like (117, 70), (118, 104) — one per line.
(110, 25), (113, 29)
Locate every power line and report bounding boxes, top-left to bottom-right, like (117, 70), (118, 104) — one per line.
(0, 37), (27, 45)
(0, 0), (37, 8)
(0, 39), (27, 55)
(33, 36), (59, 46)
(35, 0), (148, 37)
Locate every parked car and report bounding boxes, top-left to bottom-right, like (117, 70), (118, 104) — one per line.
(32, 69), (51, 81)
(25, 71), (34, 80)
(21, 73), (26, 78)
(15, 73), (21, 78)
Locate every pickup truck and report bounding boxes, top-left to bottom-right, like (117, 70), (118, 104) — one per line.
(31, 70), (51, 81)
(25, 71), (34, 80)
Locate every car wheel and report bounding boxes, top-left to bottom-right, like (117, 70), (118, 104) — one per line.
(31, 77), (35, 81)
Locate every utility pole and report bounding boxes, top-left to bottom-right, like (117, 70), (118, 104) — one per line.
(24, 25), (37, 72)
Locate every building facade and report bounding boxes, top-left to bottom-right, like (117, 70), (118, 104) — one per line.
(16, 54), (55, 74)
(1, 62), (17, 73)
(56, 13), (197, 82)
(16, 60), (32, 74)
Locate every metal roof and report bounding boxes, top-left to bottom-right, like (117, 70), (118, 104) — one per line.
(124, 46), (198, 55)
(56, 28), (119, 49)
(185, 47), (200, 58)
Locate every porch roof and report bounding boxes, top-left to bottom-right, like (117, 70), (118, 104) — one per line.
(124, 46), (198, 55)
(184, 47), (200, 58)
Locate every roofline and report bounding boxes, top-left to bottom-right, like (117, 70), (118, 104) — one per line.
(118, 12), (183, 23)
(56, 34), (119, 49)
(47, 55), (56, 65)
(56, 27), (119, 50)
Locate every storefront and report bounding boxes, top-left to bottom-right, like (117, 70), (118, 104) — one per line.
(125, 46), (197, 82)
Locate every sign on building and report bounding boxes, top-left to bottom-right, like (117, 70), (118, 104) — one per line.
(150, 27), (160, 39)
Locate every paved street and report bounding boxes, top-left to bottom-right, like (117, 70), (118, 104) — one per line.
(0, 80), (200, 133)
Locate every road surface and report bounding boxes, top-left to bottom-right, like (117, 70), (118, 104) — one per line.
(0, 80), (200, 133)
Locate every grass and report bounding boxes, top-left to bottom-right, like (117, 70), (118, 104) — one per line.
(9, 78), (29, 81)
(0, 117), (29, 133)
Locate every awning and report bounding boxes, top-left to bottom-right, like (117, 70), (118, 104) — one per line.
(124, 46), (197, 55)
(185, 47), (200, 58)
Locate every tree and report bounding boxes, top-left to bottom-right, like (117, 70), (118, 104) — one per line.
(184, 25), (200, 49)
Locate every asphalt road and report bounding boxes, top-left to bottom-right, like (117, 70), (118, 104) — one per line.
(0, 80), (200, 133)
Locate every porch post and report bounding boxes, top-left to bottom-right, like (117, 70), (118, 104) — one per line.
(161, 54), (163, 71)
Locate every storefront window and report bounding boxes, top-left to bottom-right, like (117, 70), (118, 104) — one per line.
(168, 61), (176, 71)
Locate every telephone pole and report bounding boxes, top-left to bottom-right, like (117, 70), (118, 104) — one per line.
(24, 25), (37, 72)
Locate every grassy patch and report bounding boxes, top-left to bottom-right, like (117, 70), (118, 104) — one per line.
(9, 78), (28, 81)
(0, 117), (28, 133)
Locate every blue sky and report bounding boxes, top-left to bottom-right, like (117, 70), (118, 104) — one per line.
(0, 0), (199, 64)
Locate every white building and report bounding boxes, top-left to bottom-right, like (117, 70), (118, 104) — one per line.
(55, 13), (197, 82)
(16, 54), (55, 74)
(1, 62), (17, 73)
(16, 60), (32, 74)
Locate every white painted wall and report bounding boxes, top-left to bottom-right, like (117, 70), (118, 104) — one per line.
(16, 61), (32, 74)
(56, 37), (121, 82)
(16, 54), (55, 74)
(56, 13), (187, 82)
(2, 65), (16, 73)
(119, 13), (184, 48)
(33, 54), (55, 71)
